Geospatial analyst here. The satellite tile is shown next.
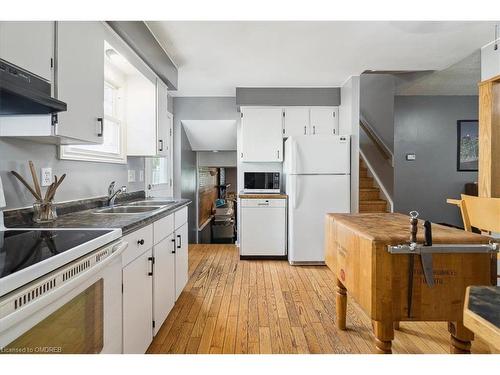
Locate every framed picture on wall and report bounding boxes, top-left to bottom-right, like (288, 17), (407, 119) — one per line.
(456, 120), (479, 172)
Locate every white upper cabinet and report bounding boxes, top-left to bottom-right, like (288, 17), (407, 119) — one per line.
(309, 107), (339, 135)
(283, 106), (339, 137)
(283, 107), (310, 137)
(241, 107), (283, 162)
(126, 74), (156, 155)
(156, 79), (170, 157)
(0, 21), (54, 82)
(56, 21), (105, 144)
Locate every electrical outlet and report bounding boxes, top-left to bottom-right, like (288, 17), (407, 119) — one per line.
(139, 170), (144, 182)
(128, 170), (136, 183)
(41, 168), (52, 187)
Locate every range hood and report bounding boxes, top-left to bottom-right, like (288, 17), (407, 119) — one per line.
(0, 59), (67, 115)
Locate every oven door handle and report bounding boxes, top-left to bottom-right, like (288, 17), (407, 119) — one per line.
(0, 241), (128, 332)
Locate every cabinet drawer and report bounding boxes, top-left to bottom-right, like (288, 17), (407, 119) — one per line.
(122, 224), (154, 267)
(241, 198), (287, 208)
(174, 207), (188, 229)
(154, 214), (174, 244)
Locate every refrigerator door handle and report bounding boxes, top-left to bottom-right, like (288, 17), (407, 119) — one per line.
(293, 176), (299, 209)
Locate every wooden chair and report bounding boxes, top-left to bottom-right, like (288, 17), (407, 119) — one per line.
(447, 194), (500, 283)
(447, 194), (500, 233)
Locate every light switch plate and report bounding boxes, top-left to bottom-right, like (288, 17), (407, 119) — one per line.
(41, 168), (52, 186)
(406, 153), (416, 161)
(128, 170), (136, 183)
(139, 170), (144, 182)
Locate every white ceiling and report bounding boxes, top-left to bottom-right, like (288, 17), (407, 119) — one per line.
(182, 120), (237, 151)
(147, 21), (497, 97)
(395, 50), (481, 95)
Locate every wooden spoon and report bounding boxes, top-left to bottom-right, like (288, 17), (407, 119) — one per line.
(11, 170), (42, 201)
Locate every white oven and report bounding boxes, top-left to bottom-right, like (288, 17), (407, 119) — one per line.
(0, 239), (127, 354)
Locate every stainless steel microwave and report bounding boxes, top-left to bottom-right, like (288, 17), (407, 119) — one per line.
(243, 172), (280, 194)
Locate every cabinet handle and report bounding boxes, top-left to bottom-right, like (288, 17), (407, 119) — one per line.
(137, 239), (145, 245)
(313, 125), (316, 135)
(148, 256), (154, 276)
(171, 238), (176, 254)
(158, 139), (163, 152)
(97, 118), (104, 137)
(304, 126), (307, 135)
(277, 150), (280, 160)
(177, 234), (182, 249)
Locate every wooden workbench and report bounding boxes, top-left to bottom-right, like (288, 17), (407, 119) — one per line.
(324, 213), (497, 354)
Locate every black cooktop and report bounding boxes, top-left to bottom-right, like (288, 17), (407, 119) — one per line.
(0, 229), (113, 279)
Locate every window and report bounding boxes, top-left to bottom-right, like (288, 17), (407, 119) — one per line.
(59, 43), (127, 164)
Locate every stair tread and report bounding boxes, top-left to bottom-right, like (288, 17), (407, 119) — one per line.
(360, 199), (387, 204)
(359, 187), (379, 191)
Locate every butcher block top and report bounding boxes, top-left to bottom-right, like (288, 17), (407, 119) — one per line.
(327, 212), (491, 244)
(239, 193), (287, 199)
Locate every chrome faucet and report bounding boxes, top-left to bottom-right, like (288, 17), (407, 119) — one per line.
(107, 181), (127, 207)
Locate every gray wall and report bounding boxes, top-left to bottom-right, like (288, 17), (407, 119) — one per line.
(359, 74), (395, 200)
(394, 96), (478, 226)
(180, 126), (197, 243)
(0, 138), (144, 210)
(360, 74), (395, 151)
(236, 87), (340, 107)
(172, 97), (239, 243)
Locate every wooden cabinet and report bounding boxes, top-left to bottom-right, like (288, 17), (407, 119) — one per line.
(0, 21), (54, 82)
(122, 247), (153, 354)
(174, 222), (189, 300)
(310, 107), (339, 135)
(283, 106), (339, 137)
(152, 233), (175, 335)
(241, 107), (283, 162)
(56, 21), (105, 144)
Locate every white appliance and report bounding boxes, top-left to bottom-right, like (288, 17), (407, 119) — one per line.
(240, 198), (287, 257)
(0, 229), (126, 354)
(284, 135), (351, 264)
(243, 172), (281, 194)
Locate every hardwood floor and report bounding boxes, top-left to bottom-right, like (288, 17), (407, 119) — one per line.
(147, 244), (491, 354)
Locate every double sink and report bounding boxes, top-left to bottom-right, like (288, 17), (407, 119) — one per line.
(94, 200), (176, 215)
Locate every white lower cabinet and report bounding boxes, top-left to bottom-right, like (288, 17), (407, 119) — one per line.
(121, 207), (189, 353)
(174, 222), (189, 300)
(152, 233), (176, 336)
(122, 247), (153, 354)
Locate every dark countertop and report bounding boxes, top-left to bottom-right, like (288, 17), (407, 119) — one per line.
(6, 195), (191, 235)
(467, 286), (500, 328)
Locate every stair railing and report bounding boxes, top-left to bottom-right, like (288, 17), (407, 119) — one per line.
(359, 115), (394, 167)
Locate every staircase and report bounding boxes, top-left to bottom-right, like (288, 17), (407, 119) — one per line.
(359, 158), (389, 213)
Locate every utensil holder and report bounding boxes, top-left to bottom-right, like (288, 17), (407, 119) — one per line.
(33, 200), (57, 223)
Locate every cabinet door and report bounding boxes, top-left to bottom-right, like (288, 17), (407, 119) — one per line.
(156, 79), (169, 157)
(174, 222), (189, 300)
(0, 21), (54, 82)
(56, 21), (104, 143)
(310, 107), (339, 136)
(123, 248), (153, 353)
(241, 107), (283, 162)
(153, 233), (175, 335)
(283, 107), (310, 137)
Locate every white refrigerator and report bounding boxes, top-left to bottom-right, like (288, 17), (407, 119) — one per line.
(284, 135), (351, 264)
